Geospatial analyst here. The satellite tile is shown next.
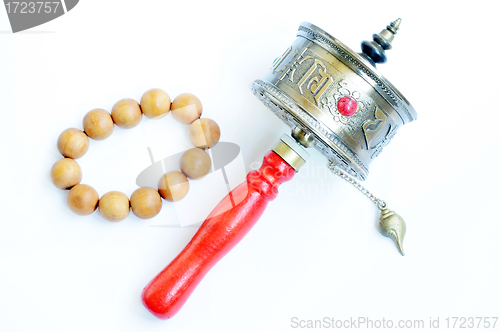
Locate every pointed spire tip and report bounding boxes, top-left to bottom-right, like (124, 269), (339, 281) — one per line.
(389, 18), (402, 33)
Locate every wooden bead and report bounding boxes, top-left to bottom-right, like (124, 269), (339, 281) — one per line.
(130, 188), (162, 219)
(67, 184), (99, 216)
(180, 148), (211, 180)
(57, 128), (89, 159)
(111, 98), (142, 129)
(158, 171), (189, 202)
(189, 118), (220, 149)
(83, 108), (114, 140)
(99, 191), (130, 222)
(171, 93), (203, 124)
(141, 88), (171, 119)
(51, 158), (82, 189)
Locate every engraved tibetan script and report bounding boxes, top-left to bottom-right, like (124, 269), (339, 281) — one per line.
(272, 47), (292, 74)
(297, 59), (334, 105)
(362, 106), (393, 150)
(276, 47), (311, 82)
(274, 44), (334, 106)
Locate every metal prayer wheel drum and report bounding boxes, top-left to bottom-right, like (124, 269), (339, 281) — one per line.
(252, 21), (417, 180)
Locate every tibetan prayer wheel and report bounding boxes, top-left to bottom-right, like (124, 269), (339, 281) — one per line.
(142, 19), (417, 319)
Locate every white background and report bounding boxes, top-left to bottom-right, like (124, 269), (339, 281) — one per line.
(1, 0), (499, 331)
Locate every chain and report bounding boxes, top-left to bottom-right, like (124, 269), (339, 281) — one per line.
(327, 161), (386, 210)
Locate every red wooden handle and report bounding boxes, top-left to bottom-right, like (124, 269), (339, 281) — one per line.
(141, 151), (296, 319)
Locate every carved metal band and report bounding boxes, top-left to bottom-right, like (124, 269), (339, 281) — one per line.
(297, 24), (416, 123)
(252, 79), (368, 180)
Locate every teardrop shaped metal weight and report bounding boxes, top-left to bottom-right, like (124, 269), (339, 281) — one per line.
(379, 206), (406, 255)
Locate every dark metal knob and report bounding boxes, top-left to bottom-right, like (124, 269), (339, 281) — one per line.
(360, 18), (401, 66)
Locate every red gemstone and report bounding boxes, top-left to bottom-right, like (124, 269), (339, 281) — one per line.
(337, 96), (357, 117)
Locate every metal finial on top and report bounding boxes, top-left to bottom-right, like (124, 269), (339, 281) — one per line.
(360, 18), (402, 66)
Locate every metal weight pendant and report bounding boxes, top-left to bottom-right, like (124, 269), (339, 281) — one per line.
(142, 18), (417, 319)
(379, 202), (406, 255)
